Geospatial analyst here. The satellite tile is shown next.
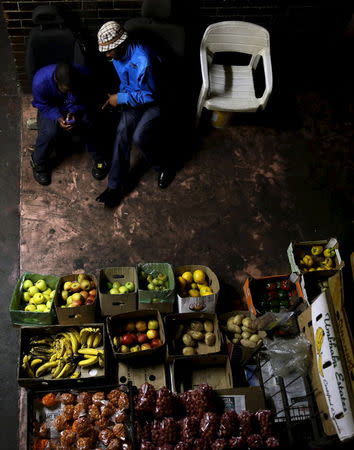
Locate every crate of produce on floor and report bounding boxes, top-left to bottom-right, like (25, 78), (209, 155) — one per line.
(137, 262), (175, 313)
(107, 310), (165, 359)
(9, 272), (60, 326)
(54, 273), (98, 325)
(175, 265), (220, 313)
(18, 323), (106, 387)
(99, 266), (138, 315)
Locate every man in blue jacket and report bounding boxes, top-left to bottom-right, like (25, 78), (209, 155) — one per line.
(96, 21), (175, 208)
(31, 63), (108, 185)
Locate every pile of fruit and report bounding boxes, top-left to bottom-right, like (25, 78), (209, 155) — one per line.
(298, 245), (336, 272)
(139, 270), (169, 292)
(21, 327), (104, 379)
(134, 382), (280, 449)
(105, 280), (135, 295)
(21, 279), (55, 313)
(176, 269), (214, 298)
(256, 279), (298, 313)
(177, 319), (217, 356)
(112, 319), (163, 353)
(60, 274), (97, 308)
(225, 314), (266, 348)
(32, 388), (130, 450)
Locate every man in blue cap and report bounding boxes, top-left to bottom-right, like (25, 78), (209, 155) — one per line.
(95, 21), (176, 208)
(31, 62), (108, 185)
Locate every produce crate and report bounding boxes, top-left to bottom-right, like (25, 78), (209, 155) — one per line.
(117, 357), (167, 390)
(165, 312), (222, 358)
(137, 262), (175, 313)
(99, 266), (138, 315)
(54, 273), (98, 325)
(18, 323), (106, 388)
(25, 383), (134, 450)
(107, 310), (166, 360)
(175, 264), (220, 313)
(9, 272), (59, 326)
(243, 273), (304, 316)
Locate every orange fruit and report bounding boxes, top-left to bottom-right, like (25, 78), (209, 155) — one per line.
(177, 276), (187, 289)
(193, 270), (206, 284)
(188, 289), (200, 297)
(181, 272), (193, 284)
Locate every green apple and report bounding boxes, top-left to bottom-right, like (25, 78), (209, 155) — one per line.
(118, 286), (129, 294)
(23, 279), (33, 290)
(43, 294), (51, 302)
(36, 304), (47, 312)
(158, 273), (167, 281)
(72, 292), (82, 302)
(25, 304), (36, 312)
(61, 290), (69, 301)
(151, 298), (160, 303)
(112, 281), (121, 289)
(147, 275), (153, 283)
(50, 290), (56, 299)
(35, 279), (47, 292)
(43, 288), (52, 296)
(23, 292), (31, 302)
(110, 288), (120, 295)
(125, 282), (135, 292)
(28, 286), (39, 297)
(30, 293), (45, 305)
(147, 283), (155, 291)
(66, 296), (73, 305)
(63, 281), (72, 291)
(152, 278), (160, 286)
(80, 279), (91, 291)
(107, 282), (113, 290)
(77, 273), (87, 283)
(46, 300), (52, 309)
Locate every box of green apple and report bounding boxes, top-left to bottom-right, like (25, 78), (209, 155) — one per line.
(9, 272), (60, 326)
(99, 266), (138, 315)
(137, 262), (175, 313)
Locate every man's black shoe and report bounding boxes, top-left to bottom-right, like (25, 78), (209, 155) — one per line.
(30, 155), (51, 186)
(92, 160), (109, 180)
(96, 187), (122, 208)
(158, 168), (176, 189)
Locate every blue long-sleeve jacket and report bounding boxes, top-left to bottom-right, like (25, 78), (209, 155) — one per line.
(112, 43), (158, 107)
(32, 64), (88, 120)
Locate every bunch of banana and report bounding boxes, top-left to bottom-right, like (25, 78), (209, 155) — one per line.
(80, 327), (102, 349)
(77, 348), (105, 368)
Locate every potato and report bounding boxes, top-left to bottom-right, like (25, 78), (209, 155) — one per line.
(242, 325), (257, 334)
(240, 339), (257, 348)
(234, 333), (241, 340)
(227, 317), (240, 333)
(234, 314), (244, 325)
(249, 334), (260, 343)
(187, 330), (204, 340)
(190, 321), (204, 332)
(232, 337), (241, 344)
(242, 317), (252, 328)
(182, 333), (195, 347)
(241, 331), (251, 340)
(204, 320), (214, 332)
(183, 346), (196, 356)
(205, 332), (216, 346)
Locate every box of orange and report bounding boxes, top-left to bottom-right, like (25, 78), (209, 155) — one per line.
(175, 265), (220, 313)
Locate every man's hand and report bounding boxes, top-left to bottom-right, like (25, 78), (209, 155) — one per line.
(102, 94), (118, 110)
(58, 117), (74, 131)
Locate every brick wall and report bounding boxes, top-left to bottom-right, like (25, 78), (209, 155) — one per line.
(1, 0), (349, 92)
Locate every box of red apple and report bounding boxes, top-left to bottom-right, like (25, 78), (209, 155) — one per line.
(54, 273), (98, 325)
(106, 310), (165, 359)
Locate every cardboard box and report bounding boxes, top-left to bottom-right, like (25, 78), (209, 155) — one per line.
(287, 237), (344, 277)
(170, 355), (233, 392)
(54, 274), (98, 325)
(243, 273), (304, 316)
(175, 265), (220, 313)
(99, 267), (137, 315)
(216, 387), (265, 412)
(118, 358), (167, 390)
(107, 310), (166, 360)
(9, 272), (59, 326)
(137, 262), (175, 311)
(219, 310), (264, 365)
(165, 312), (222, 358)
(18, 323), (106, 388)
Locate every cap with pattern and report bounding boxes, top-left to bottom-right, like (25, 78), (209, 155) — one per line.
(97, 21), (128, 52)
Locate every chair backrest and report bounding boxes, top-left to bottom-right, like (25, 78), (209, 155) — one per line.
(201, 21), (270, 57)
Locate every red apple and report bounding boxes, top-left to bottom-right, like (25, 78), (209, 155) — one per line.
(86, 295), (95, 303)
(71, 298), (83, 307)
(146, 329), (159, 340)
(125, 321), (135, 332)
(89, 289), (97, 297)
(121, 333), (137, 347)
(136, 320), (147, 332)
(141, 343), (152, 350)
(85, 298), (95, 305)
(80, 290), (89, 300)
(150, 338), (162, 348)
(137, 333), (148, 344)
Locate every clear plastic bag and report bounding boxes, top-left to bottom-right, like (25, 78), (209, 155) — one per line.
(263, 334), (311, 378)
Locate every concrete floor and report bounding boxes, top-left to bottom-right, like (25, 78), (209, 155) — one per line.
(2, 12), (354, 450)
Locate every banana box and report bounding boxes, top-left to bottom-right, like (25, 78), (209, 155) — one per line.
(18, 323), (107, 387)
(311, 290), (354, 441)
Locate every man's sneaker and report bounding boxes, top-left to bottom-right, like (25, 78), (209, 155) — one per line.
(96, 187), (123, 208)
(92, 160), (109, 180)
(30, 155), (51, 186)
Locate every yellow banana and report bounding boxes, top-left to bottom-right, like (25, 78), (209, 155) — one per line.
(78, 348), (99, 356)
(22, 355), (34, 377)
(78, 356), (98, 367)
(80, 328), (90, 347)
(51, 360), (65, 378)
(36, 360), (59, 377)
(70, 371), (81, 379)
(30, 358), (44, 369)
(67, 328), (80, 351)
(98, 354), (104, 368)
(86, 333), (94, 348)
(318, 354), (324, 377)
(55, 362), (74, 379)
(92, 332), (102, 348)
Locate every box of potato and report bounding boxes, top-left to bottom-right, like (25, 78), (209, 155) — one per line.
(175, 265), (220, 313)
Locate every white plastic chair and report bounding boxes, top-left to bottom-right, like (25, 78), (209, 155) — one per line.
(196, 21), (273, 124)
